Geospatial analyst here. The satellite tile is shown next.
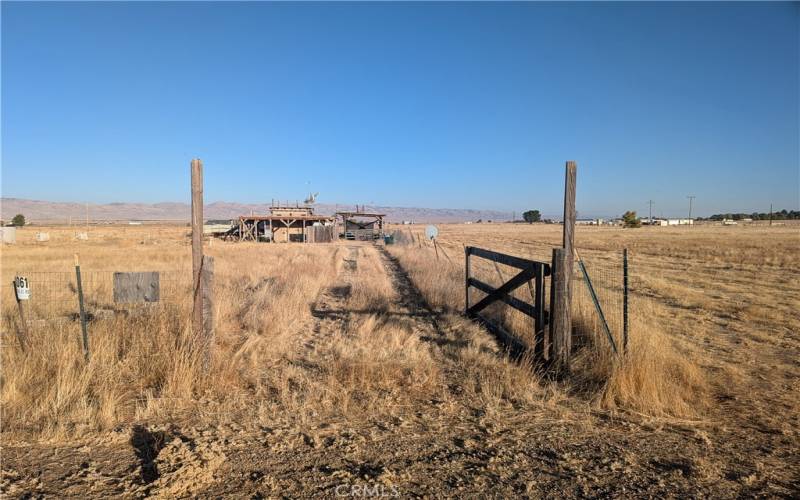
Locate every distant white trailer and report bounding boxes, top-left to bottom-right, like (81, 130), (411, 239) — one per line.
(1, 227), (16, 244)
(203, 224), (234, 235)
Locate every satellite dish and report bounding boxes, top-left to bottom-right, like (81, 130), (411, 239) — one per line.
(425, 225), (439, 240)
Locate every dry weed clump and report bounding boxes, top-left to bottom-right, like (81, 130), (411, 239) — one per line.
(571, 301), (710, 418)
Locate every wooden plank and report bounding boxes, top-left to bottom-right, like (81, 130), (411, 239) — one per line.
(549, 248), (571, 370)
(464, 246), (471, 314)
(467, 246), (547, 272)
(191, 158), (203, 340)
(534, 266), (547, 360)
(468, 277), (536, 317)
(467, 266), (536, 316)
(113, 272), (160, 303)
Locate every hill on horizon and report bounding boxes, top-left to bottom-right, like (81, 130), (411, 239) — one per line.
(0, 198), (546, 224)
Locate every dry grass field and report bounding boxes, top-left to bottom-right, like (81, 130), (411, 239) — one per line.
(1, 223), (798, 497)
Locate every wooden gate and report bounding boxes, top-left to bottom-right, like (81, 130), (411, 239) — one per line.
(464, 246), (550, 359)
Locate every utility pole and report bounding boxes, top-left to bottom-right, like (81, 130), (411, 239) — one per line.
(647, 200), (654, 224)
(85, 203), (89, 229)
(769, 203), (773, 226)
(687, 195), (695, 220)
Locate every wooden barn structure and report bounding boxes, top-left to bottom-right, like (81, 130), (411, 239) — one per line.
(336, 207), (386, 241)
(229, 203), (335, 243)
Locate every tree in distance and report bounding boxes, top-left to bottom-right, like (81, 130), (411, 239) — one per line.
(522, 210), (541, 223)
(622, 211), (641, 228)
(11, 214), (25, 227)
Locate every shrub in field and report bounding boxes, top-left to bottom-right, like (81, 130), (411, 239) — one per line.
(11, 214), (25, 227)
(622, 211), (641, 228)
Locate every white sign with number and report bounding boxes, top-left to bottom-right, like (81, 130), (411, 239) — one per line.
(14, 276), (30, 300)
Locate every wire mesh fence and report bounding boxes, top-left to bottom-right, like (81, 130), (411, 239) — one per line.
(2, 269), (191, 334)
(571, 248), (661, 355)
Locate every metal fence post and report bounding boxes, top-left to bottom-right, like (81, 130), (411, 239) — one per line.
(623, 248), (629, 353)
(75, 254), (89, 360)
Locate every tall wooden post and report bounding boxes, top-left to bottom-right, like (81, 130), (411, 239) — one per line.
(191, 158), (204, 342)
(550, 161), (577, 370)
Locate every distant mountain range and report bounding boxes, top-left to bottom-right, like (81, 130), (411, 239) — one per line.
(0, 198), (532, 224)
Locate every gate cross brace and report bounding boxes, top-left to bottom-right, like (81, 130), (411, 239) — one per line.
(467, 266), (537, 316)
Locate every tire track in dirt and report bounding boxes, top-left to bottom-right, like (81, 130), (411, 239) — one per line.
(292, 245), (359, 365)
(375, 245), (443, 335)
(375, 245), (477, 397)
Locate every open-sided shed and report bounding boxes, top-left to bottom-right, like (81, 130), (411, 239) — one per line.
(335, 210), (386, 241)
(227, 204), (335, 243)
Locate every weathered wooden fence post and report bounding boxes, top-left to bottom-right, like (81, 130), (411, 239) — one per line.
(191, 158), (205, 352)
(201, 255), (214, 368)
(13, 276), (30, 352)
(550, 161), (577, 369)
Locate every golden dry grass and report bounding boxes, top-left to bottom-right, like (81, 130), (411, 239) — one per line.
(1, 222), (798, 439)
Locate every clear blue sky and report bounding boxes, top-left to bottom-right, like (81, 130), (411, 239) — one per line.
(2, 2), (798, 217)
